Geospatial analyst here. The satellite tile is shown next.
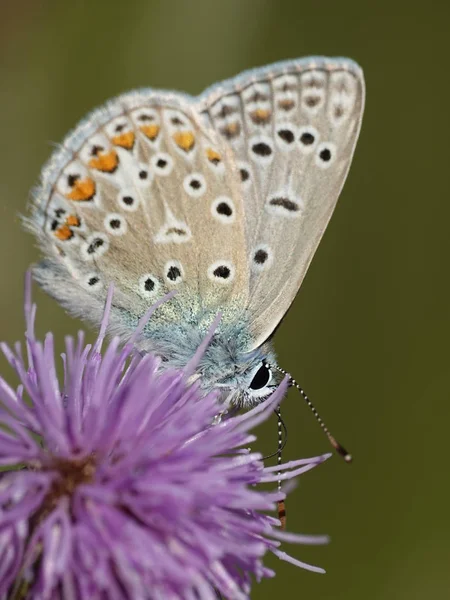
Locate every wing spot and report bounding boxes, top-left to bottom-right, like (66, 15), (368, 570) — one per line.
(304, 74), (326, 89)
(154, 210), (192, 244)
(305, 95), (321, 107)
(208, 261), (235, 284)
(315, 142), (337, 169)
(173, 130), (195, 152)
(138, 113), (155, 122)
(139, 273), (160, 298)
(66, 215), (80, 228)
(140, 124), (160, 141)
(104, 213), (127, 236)
(87, 238), (104, 254)
(251, 244), (273, 272)
(164, 260), (184, 284)
(144, 278), (154, 291)
(300, 132), (315, 145)
(279, 81), (296, 92)
(215, 266), (230, 278)
(66, 178), (96, 202)
(320, 148), (331, 162)
(211, 197), (235, 224)
(53, 212), (82, 239)
(54, 224), (74, 241)
(218, 104), (237, 118)
(118, 191), (140, 212)
(249, 108), (272, 124)
(206, 148), (222, 165)
(217, 202), (232, 216)
(240, 168), (250, 182)
(334, 105), (345, 119)
(112, 131), (135, 150)
(67, 174), (79, 187)
(90, 145), (104, 156)
(138, 273), (160, 298)
(168, 266), (181, 281)
(278, 99), (295, 111)
(298, 126), (319, 154)
(252, 142), (272, 157)
(139, 170), (148, 180)
(254, 249), (268, 264)
(246, 91), (269, 103)
(88, 150), (119, 174)
(155, 226), (191, 244)
(151, 153), (173, 176)
(82, 273), (103, 291)
(220, 122), (241, 140)
(269, 197), (299, 212)
(183, 173), (206, 198)
(82, 234), (109, 260)
(277, 129), (295, 144)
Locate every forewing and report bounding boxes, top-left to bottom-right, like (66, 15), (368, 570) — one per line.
(197, 57), (365, 349)
(26, 91), (248, 341)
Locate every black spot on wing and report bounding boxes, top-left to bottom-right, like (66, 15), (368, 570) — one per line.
(269, 197), (299, 212)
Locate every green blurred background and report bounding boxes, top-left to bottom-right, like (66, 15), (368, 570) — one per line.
(1, 1), (449, 598)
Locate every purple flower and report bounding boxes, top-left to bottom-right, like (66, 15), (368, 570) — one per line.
(0, 277), (330, 599)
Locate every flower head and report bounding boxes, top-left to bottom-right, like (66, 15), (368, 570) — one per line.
(0, 277), (330, 599)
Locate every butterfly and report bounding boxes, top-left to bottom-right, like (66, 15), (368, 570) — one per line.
(25, 56), (365, 443)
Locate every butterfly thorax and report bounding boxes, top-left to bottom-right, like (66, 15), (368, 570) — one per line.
(139, 316), (278, 407)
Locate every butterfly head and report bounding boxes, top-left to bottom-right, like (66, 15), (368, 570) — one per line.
(212, 355), (282, 408)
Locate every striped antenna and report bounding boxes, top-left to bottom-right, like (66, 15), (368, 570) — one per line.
(265, 363), (352, 463)
(262, 408), (288, 529)
(275, 406), (286, 530)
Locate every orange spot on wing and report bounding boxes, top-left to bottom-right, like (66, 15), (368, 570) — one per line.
(66, 214), (80, 227)
(66, 178), (96, 201)
(250, 108), (271, 124)
(220, 122), (241, 139)
(206, 148), (221, 163)
(112, 131), (135, 150)
(140, 124), (160, 140)
(54, 224), (73, 241)
(88, 150), (119, 173)
(173, 130), (195, 152)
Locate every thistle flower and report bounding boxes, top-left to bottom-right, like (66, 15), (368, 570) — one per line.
(0, 277), (330, 599)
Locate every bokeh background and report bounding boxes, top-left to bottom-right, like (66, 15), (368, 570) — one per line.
(1, 1), (449, 598)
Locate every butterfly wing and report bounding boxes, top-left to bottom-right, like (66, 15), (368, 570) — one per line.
(196, 57), (365, 349)
(26, 91), (249, 343)
(27, 57), (364, 357)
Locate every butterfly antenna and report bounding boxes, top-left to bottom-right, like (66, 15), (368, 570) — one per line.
(263, 408), (288, 460)
(262, 408), (288, 529)
(267, 363), (352, 463)
(275, 406), (287, 530)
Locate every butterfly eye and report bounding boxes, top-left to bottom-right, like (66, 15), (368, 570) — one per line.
(249, 363), (272, 391)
